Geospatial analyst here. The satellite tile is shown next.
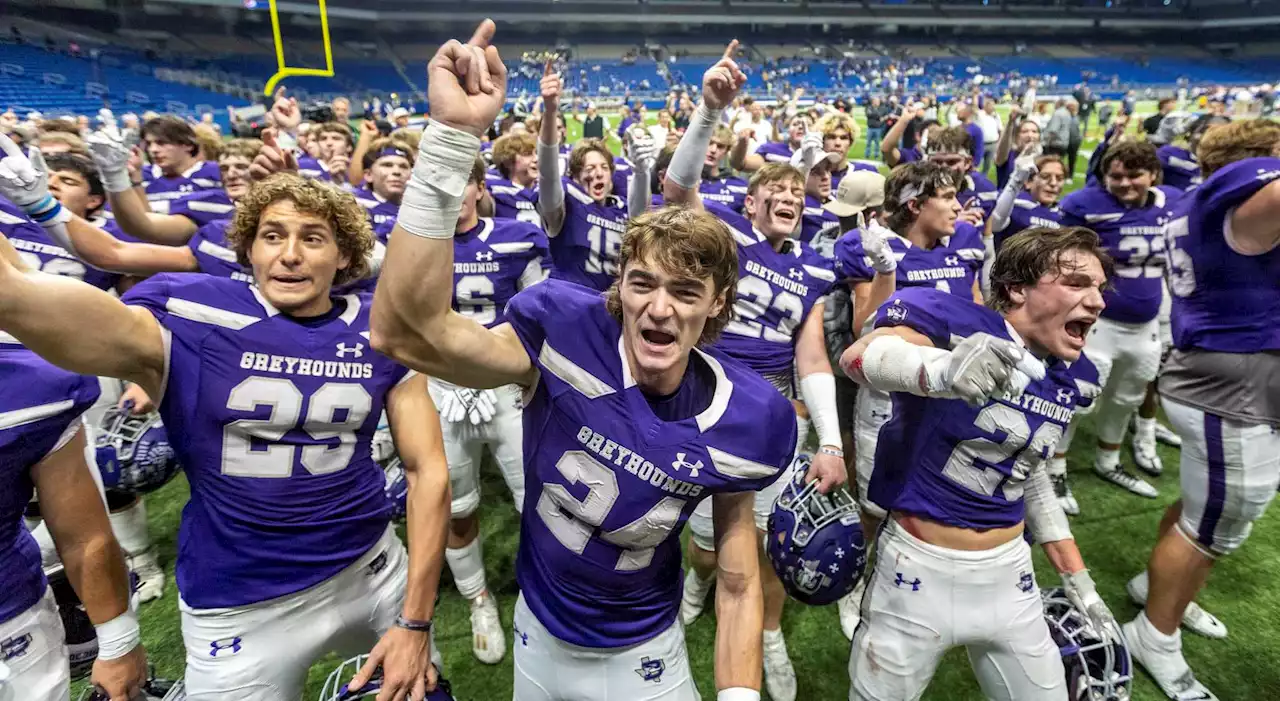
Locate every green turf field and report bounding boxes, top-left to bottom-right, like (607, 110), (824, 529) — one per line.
(78, 103), (1280, 700)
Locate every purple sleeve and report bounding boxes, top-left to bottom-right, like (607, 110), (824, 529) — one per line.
(1200, 157), (1280, 214)
(119, 274), (175, 324)
(834, 231), (874, 283)
(703, 201), (753, 235)
(1056, 190), (1091, 229)
(168, 191), (235, 228)
(503, 279), (553, 362)
(872, 287), (956, 348)
(1069, 351), (1102, 411)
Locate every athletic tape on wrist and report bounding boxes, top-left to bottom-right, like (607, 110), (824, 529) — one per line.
(398, 120), (482, 239)
(716, 689), (761, 701)
(94, 610), (141, 660)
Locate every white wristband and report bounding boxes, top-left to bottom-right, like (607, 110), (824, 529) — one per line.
(799, 372), (842, 450)
(398, 120), (482, 239)
(94, 610), (141, 660)
(717, 689), (761, 701)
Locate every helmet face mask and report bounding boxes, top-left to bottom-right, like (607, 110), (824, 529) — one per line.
(1042, 587), (1133, 701)
(320, 655), (454, 700)
(94, 406), (180, 495)
(766, 455), (867, 606)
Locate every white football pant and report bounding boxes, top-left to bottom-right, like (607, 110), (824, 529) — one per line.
(849, 520), (1065, 701)
(0, 588), (68, 701)
(180, 527), (441, 700)
(853, 387), (892, 519)
(512, 593), (700, 701)
(427, 379), (526, 517)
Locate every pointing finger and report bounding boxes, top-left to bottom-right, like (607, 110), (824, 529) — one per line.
(0, 131), (23, 159)
(544, 58), (556, 77)
(27, 145), (46, 173)
(722, 39), (739, 62)
(467, 18), (496, 49)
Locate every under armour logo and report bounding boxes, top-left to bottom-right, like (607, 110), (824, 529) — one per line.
(1, 633), (32, 661)
(636, 655), (666, 683)
(209, 637), (243, 657)
(336, 342), (364, 358)
(1018, 572), (1034, 593)
(1056, 388), (1075, 405)
(945, 255), (960, 266)
(788, 268), (804, 280)
(671, 452), (703, 478)
(476, 251), (494, 261)
(893, 572), (922, 591)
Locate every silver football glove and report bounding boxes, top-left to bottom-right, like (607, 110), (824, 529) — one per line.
(1062, 569), (1122, 642)
(627, 132), (658, 173)
(861, 220), (899, 275)
(0, 132), (50, 210)
(927, 332), (1046, 406)
(789, 129), (825, 172)
(437, 388), (477, 424)
(1011, 143), (1042, 184)
(86, 126), (134, 193)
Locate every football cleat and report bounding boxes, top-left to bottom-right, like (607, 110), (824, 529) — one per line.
(79, 678), (184, 700)
(1123, 619), (1218, 701)
(95, 405), (180, 495)
(1126, 571), (1227, 640)
(1132, 433), (1164, 477)
(1043, 587), (1133, 701)
(1094, 463), (1158, 498)
(470, 592), (506, 664)
(766, 454), (867, 606)
(319, 655), (454, 700)
(383, 458), (408, 521)
(1154, 422), (1182, 448)
(679, 568), (713, 626)
(129, 547), (165, 603)
(762, 630), (797, 701)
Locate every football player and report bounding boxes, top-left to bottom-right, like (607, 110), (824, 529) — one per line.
(137, 115), (222, 201)
(988, 150), (1065, 254)
(537, 59), (649, 291)
(310, 121), (355, 187)
(1125, 119), (1280, 701)
(814, 111), (873, 190)
(0, 160), (452, 700)
(924, 126), (998, 221)
(992, 105), (1042, 188)
(698, 126), (749, 213)
(0, 336), (149, 701)
(486, 131), (540, 224)
(730, 114), (810, 173)
(797, 146), (842, 250)
(1055, 141), (1178, 499)
(353, 137), (414, 240)
(433, 156), (549, 665)
(661, 50), (848, 701)
(840, 226), (1120, 701)
(372, 25), (796, 701)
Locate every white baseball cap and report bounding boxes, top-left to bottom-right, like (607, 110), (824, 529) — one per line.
(825, 169), (886, 218)
(391, 107), (410, 119)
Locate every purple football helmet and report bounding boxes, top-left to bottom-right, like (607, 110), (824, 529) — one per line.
(1042, 587), (1133, 701)
(383, 458), (408, 521)
(320, 655), (454, 700)
(766, 454), (867, 606)
(95, 405), (180, 494)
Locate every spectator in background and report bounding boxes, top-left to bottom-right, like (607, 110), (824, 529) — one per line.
(1122, 89), (1138, 116)
(1143, 98), (1176, 136)
(864, 95), (890, 159)
(974, 99), (1002, 175)
(331, 96), (351, 124)
(577, 102), (608, 140)
(1073, 84), (1095, 136)
(1066, 99), (1083, 177)
(731, 97), (773, 154)
(647, 109), (673, 147)
(615, 104), (634, 140)
(1044, 98), (1073, 160)
(1095, 100), (1115, 140)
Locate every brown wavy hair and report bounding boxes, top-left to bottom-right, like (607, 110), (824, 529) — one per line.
(606, 206), (739, 345)
(225, 173), (374, 287)
(989, 226), (1114, 313)
(568, 138), (615, 180)
(1197, 119), (1280, 176)
(491, 132), (536, 179)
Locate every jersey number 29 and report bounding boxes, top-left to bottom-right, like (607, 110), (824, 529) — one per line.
(222, 378), (372, 478)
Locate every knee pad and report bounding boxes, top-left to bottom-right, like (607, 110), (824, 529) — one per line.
(450, 483), (481, 520)
(688, 499), (715, 553)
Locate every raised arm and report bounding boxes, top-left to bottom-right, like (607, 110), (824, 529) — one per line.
(848, 223), (899, 335)
(625, 127), (656, 216)
(536, 59), (567, 237)
(881, 106), (914, 167)
(729, 131), (766, 172)
(1228, 178), (1280, 256)
(989, 145), (1039, 235)
(994, 105), (1023, 168)
(371, 21), (536, 390)
(86, 128), (199, 245)
(349, 119), (381, 185)
(664, 41), (746, 210)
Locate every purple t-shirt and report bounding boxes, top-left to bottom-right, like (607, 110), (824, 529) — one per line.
(868, 287), (1096, 529)
(753, 141), (795, 165)
(1166, 157), (1280, 353)
(121, 274), (412, 608)
(185, 219), (253, 283)
(800, 194), (841, 247)
(959, 170), (999, 219)
(830, 162), (879, 192)
(505, 278), (795, 648)
(0, 342), (100, 625)
(150, 188), (235, 229)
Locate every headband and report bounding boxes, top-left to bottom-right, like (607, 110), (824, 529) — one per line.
(377, 147), (412, 162)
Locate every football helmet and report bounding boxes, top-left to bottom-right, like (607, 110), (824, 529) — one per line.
(79, 678), (184, 700)
(95, 405), (180, 495)
(1042, 587), (1133, 701)
(383, 458), (408, 521)
(319, 656), (454, 700)
(766, 454), (867, 606)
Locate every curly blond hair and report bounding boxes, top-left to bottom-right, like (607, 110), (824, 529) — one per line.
(816, 111), (859, 146)
(225, 173), (374, 287)
(1197, 119), (1280, 176)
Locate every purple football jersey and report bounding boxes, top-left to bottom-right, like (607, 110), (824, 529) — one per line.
(835, 221), (984, 300)
(505, 279), (796, 648)
(353, 186), (399, 241)
(959, 170), (998, 219)
(185, 219), (253, 283)
(1166, 157), (1280, 353)
(995, 152), (1018, 189)
(965, 123), (986, 167)
(452, 218), (549, 328)
(0, 342), (100, 625)
(800, 194), (841, 247)
(121, 274), (410, 608)
(296, 155), (333, 182)
(700, 175), (749, 212)
(993, 193), (1063, 250)
(142, 161), (222, 204)
(612, 157), (633, 201)
(1157, 145), (1201, 193)
(1060, 185), (1177, 324)
(868, 287), (1092, 529)
(705, 203), (838, 376)
(830, 162), (879, 192)
(0, 199), (121, 291)
(486, 173), (542, 226)
(898, 146), (922, 164)
(754, 141), (795, 165)
(149, 188), (235, 229)
(547, 178), (628, 292)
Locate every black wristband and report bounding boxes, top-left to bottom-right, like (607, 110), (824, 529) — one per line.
(394, 615), (433, 633)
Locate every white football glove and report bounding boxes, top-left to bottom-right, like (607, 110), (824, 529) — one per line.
(1062, 569), (1121, 642)
(437, 388), (478, 424)
(0, 132), (50, 209)
(627, 132), (658, 173)
(861, 220), (899, 275)
(789, 129), (825, 172)
(1011, 143), (1042, 184)
(97, 107), (116, 129)
(85, 126), (134, 193)
(467, 389), (499, 425)
(925, 332), (1046, 407)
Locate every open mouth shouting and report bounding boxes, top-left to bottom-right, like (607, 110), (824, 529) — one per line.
(1063, 315), (1095, 349)
(640, 328), (677, 350)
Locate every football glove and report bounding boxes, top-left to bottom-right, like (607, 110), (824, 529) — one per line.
(861, 220), (899, 275)
(86, 127), (135, 192)
(1062, 569), (1121, 642)
(929, 332), (1046, 406)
